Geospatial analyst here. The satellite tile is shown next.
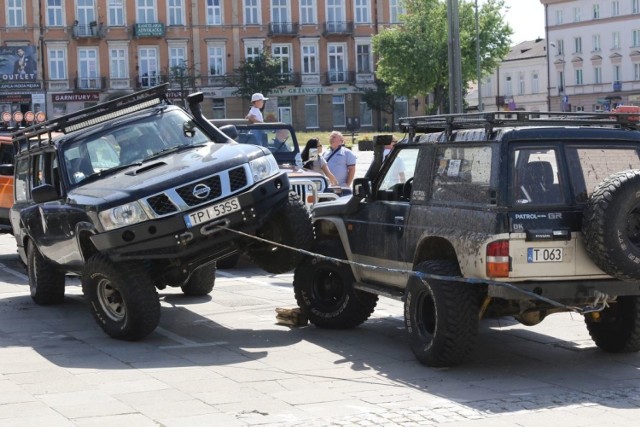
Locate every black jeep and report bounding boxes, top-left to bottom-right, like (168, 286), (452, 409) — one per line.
(294, 111), (640, 367)
(10, 84), (313, 340)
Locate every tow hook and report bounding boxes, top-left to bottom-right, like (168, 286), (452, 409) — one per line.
(201, 218), (231, 236)
(176, 231), (194, 245)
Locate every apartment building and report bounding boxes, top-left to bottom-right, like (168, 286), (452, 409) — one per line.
(541, 0), (640, 111)
(468, 38), (548, 113)
(0, 0), (407, 130)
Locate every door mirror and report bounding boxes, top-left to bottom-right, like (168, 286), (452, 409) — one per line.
(353, 177), (371, 199)
(32, 184), (59, 203)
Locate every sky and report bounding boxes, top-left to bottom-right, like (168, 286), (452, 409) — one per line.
(478, 0), (546, 44)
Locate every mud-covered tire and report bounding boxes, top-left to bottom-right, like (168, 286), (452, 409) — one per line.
(82, 254), (160, 340)
(216, 254), (240, 269)
(585, 296), (640, 353)
(583, 170), (640, 281)
(404, 260), (479, 367)
(181, 264), (216, 296)
(27, 242), (65, 305)
(247, 191), (314, 274)
(293, 240), (378, 328)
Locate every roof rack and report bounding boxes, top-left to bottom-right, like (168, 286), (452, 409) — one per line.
(398, 111), (640, 140)
(12, 83), (170, 153)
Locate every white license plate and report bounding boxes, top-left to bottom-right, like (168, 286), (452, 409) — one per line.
(527, 247), (563, 263)
(184, 197), (241, 228)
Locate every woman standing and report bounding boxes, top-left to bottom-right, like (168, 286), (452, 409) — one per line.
(301, 138), (339, 187)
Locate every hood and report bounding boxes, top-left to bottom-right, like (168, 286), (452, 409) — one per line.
(68, 142), (269, 207)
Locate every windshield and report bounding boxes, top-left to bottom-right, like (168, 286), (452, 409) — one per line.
(62, 109), (211, 184)
(235, 125), (300, 166)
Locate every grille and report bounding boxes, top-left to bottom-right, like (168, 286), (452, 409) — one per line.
(176, 175), (222, 207)
(147, 194), (178, 215)
(229, 166), (248, 191)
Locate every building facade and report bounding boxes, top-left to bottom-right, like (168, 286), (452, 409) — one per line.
(469, 38), (549, 113)
(0, 0), (409, 130)
(541, 0), (640, 112)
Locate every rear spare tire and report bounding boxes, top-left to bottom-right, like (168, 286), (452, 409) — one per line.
(582, 170), (640, 281)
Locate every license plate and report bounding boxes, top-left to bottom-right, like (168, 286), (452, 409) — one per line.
(184, 197), (241, 228)
(527, 247), (563, 263)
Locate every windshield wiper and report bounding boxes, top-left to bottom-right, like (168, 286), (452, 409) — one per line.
(143, 143), (207, 161)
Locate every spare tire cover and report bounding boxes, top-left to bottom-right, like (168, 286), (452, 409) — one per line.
(582, 169), (640, 281)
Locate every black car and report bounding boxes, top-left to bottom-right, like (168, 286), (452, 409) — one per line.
(10, 84), (313, 340)
(293, 111), (640, 367)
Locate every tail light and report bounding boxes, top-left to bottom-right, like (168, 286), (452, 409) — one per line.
(486, 240), (509, 278)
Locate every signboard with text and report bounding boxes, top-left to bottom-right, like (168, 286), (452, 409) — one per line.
(0, 46), (40, 89)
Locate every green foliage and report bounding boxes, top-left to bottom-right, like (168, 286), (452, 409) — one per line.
(357, 79), (396, 117)
(226, 51), (289, 99)
(373, 0), (512, 112)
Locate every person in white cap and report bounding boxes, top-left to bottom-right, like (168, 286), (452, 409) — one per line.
(246, 93), (269, 123)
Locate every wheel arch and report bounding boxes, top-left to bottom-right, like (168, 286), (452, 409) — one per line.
(413, 236), (459, 269)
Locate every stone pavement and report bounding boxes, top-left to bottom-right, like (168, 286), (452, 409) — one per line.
(1, 230), (640, 426)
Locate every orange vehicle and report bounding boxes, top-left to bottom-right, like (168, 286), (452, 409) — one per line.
(0, 132), (13, 233)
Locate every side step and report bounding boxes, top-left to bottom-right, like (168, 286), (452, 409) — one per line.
(354, 281), (404, 301)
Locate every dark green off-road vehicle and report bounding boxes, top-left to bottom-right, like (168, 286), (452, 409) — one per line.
(294, 111), (640, 366)
(10, 84), (313, 340)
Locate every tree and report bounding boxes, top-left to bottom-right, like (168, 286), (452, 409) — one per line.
(226, 51), (288, 100)
(357, 80), (397, 131)
(167, 62), (198, 107)
(373, 0), (512, 113)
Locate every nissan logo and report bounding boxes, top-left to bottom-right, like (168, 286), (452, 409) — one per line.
(192, 183), (211, 199)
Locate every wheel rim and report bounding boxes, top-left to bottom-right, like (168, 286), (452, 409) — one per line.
(97, 278), (126, 321)
(312, 269), (346, 310)
(416, 290), (436, 339)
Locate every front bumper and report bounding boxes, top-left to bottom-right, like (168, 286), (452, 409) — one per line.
(90, 173), (289, 262)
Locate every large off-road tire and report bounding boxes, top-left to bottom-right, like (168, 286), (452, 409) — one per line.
(582, 170), (640, 281)
(27, 242), (65, 305)
(293, 240), (378, 328)
(247, 191), (314, 274)
(585, 296), (640, 353)
(82, 254), (160, 340)
(181, 264), (216, 296)
(404, 260), (479, 367)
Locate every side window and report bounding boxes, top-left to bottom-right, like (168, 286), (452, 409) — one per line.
(377, 147), (418, 201)
(0, 143), (13, 164)
(432, 145), (492, 204)
(32, 154), (46, 188)
(513, 148), (563, 205)
(15, 157), (29, 202)
(566, 146), (640, 203)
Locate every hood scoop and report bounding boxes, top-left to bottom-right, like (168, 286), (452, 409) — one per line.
(125, 161), (166, 176)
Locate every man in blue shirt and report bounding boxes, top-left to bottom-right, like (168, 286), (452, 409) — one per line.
(324, 131), (357, 188)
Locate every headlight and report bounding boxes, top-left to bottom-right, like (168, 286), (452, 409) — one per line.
(99, 201), (149, 231)
(249, 155), (279, 182)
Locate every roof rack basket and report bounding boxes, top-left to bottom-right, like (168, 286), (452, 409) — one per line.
(12, 83), (170, 153)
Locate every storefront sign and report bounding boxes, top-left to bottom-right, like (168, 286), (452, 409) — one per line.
(134, 23), (165, 37)
(0, 94), (32, 104)
(0, 46), (38, 86)
(52, 93), (100, 102)
(268, 85), (364, 96)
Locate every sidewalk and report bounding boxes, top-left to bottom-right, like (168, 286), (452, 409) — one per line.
(1, 233), (640, 426)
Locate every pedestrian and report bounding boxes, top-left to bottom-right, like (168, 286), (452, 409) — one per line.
(301, 138), (339, 186)
(324, 131), (356, 188)
(246, 93), (268, 123)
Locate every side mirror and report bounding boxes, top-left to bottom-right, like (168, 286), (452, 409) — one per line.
(218, 124), (238, 140)
(352, 177), (371, 199)
(32, 184), (59, 204)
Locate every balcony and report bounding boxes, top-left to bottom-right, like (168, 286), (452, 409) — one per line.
(277, 72), (301, 86)
(75, 76), (106, 90)
(204, 75), (227, 87)
(323, 71), (355, 85)
(323, 21), (354, 36)
(109, 78), (132, 90)
(355, 72), (375, 84)
(48, 79), (71, 91)
(136, 74), (165, 89)
(268, 22), (298, 37)
(72, 21), (104, 38)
